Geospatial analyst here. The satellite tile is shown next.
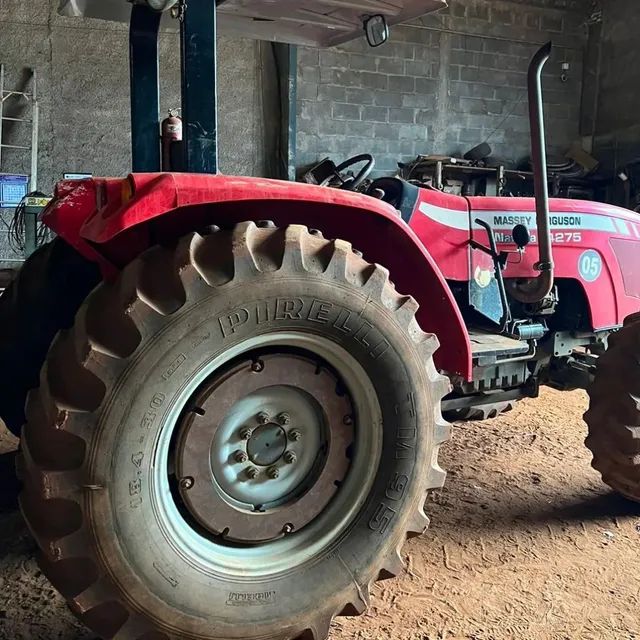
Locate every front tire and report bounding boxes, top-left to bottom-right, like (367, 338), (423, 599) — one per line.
(20, 223), (450, 640)
(585, 313), (640, 501)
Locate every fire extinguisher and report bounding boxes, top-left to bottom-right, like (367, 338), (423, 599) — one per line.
(161, 109), (183, 171)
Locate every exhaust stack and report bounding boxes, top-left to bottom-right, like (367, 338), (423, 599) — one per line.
(510, 41), (554, 304)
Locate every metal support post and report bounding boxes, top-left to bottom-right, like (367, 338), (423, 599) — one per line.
(285, 45), (298, 181)
(130, 5), (162, 172)
(29, 70), (39, 192)
(180, 0), (218, 174)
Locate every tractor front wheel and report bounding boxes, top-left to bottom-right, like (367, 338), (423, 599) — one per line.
(585, 313), (640, 501)
(19, 222), (450, 640)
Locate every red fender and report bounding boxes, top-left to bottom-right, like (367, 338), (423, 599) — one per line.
(43, 173), (472, 378)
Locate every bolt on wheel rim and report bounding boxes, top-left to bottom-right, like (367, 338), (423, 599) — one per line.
(176, 353), (354, 543)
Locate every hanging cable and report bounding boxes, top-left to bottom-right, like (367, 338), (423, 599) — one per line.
(8, 191), (48, 255)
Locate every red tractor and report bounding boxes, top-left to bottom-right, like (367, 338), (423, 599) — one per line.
(1, 2), (639, 640)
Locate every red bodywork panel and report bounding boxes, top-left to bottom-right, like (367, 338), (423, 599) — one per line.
(411, 190), (640, 329)
(43, 173), (473, 378)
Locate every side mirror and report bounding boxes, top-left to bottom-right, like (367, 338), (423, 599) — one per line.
(364, 15), (389, 48)
(512, 224), (531, 249)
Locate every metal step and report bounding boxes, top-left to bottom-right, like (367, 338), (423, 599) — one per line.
(469, 330), (530, 359)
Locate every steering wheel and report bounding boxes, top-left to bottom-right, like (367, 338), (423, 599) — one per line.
(320, 154), (375, 191)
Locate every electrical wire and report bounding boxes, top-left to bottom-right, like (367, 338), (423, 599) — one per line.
(482, 88), (527, 146)
(8, 191), (48, 255)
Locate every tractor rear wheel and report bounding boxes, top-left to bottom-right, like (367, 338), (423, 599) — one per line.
(585, 313), (640, 501)
(0, 239), (100, 435)
(19, 222), (450, 640)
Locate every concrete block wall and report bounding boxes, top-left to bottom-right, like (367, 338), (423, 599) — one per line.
(0, 0), (267, 263)
(297, 0), (589, 177)
(0, 2), (265, 188)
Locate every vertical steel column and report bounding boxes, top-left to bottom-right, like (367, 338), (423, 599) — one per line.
(130, 5), (162, 172)
(180, 0), (218, 174)
(286, 46), (298, 182)
(0, 65), (4, 171)
(30, 69), (39, 192)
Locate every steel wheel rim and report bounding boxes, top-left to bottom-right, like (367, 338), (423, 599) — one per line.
(175, 353), (354, 543)
(152, 332), (382, 578)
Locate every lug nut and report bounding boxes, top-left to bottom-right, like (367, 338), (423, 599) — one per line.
(284, 451), (297, 464)
(282, 523), (294, 534)
(289, 429), (302, 442)
(257, 412), (270, 425)
(240, 427), (253, 440)
(251, 360), (264, 373)
(343, 415), (354, 426)
(267, 466), (280, 479)
(234, 450), (248, 463)
(179, 477), (194, 490)
(245, 467), (259, 480)
(277, 412), (291, 426)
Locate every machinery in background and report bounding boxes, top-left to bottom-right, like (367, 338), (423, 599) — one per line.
(397, 143), (602, 199)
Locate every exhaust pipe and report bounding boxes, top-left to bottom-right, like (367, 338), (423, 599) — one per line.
(509, 41), (554, 304)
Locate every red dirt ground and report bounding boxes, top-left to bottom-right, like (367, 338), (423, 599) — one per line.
(1, 387), (639, 639)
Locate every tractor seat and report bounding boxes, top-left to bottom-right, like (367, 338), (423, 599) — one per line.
(367, 178), (419, 222)
(367, 177), (404, 207)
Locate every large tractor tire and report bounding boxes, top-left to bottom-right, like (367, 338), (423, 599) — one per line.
(585, 313), (640, 501)
(19, 222), (450, 640)
(0, 239), (100, 436)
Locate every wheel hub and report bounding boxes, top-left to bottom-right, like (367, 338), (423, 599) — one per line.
(175, 353), (354, 544)
(246, 422), (287, 466)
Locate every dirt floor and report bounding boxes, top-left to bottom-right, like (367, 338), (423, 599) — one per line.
(1, 387), (639, 640)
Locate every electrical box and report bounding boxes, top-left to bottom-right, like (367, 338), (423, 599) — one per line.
(0, 174), (29, 208)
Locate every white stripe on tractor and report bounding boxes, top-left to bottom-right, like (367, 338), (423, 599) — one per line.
(418, 202), (630, 235)
(417, 202), (470, 231)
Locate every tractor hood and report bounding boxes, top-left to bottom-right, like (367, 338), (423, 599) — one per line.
(58, 0), (447, 47)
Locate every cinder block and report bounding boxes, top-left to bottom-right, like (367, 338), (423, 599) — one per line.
(317, 85), (347, 103)
(360, 71), (389, 91)
(345, 87), (375, 106)
(389, 108), (416, 124)
(451, 34), (484, 52)
(377, 57), (405, 75)
(297, 82), (318, 101)
(299, 66), (320, 83)
(541, 13), (564, 33)
(373, 92), (404, 108)
(404, 93), (437, 110)
(490, 6), (515, 26)
(389, 75), (416, 93)
(374, 122), (402, 139)
(363, 106), (389, 123)
(399, 123), (429, 141)
(415, 77), (438, 95)
(405, 59), (436, 78)
(332, 103), (362, 121)
(349, 53), (378, 73)
(320, 50), (348, 69)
